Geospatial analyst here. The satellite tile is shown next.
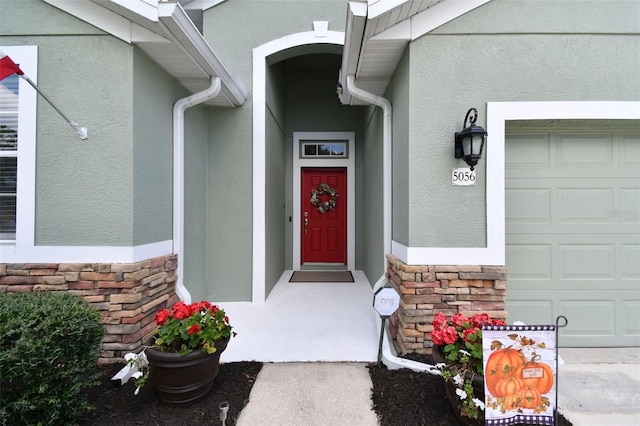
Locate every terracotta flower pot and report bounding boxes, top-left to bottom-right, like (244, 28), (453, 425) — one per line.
(146, 337), (229, 405)
(432, 345), (485, 426)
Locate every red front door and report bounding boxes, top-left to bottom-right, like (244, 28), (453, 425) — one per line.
(301, 167), (347, 265)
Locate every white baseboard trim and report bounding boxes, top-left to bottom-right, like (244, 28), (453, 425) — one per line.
(0, 240), (173, 264)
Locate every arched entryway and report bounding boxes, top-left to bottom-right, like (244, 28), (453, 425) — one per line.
(252, 30), (363, 302)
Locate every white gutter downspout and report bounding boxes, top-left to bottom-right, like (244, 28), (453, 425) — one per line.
(346, 75), (392, 291)
(346, 75), (438, 373)
(173, 77), (222, 304)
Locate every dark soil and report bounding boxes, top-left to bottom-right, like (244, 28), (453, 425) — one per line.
(77, 362), (262, 426)
(78, 357), (572, 426)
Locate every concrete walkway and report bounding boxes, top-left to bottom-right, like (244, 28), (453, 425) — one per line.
(236, 363), (379, 426)
(218, 273), (640, 425)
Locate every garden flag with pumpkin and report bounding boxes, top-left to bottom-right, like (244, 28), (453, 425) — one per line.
(0, 51), (87, 139)
(0, 52), (24, 80)
(482, 325), (557, 426)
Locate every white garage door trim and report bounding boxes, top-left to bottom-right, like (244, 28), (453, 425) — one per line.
(487, 101), (640, 347)
(486, 101), (640, 255)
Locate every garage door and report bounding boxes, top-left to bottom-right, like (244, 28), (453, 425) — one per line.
(505, 121), (640, 347)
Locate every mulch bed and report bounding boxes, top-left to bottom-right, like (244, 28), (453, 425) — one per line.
(77, 357), (572, 426)
(77, 362), (262, 426)
(369, 353), (572, 426)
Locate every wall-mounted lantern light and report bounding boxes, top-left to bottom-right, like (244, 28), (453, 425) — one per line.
(454, 108), (487, 171)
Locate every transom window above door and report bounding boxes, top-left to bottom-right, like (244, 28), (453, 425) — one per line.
(300, 140), (348, 158)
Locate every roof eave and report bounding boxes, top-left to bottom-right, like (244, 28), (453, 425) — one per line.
(339, 0), (492, 104)
(158, 2), (247, 106)
(43, 0), (246, 107)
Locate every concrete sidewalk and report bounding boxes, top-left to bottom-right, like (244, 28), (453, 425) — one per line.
(236, 363), (378, 426)
(233, 348), (640, 426)
(557, 347), (640, 425)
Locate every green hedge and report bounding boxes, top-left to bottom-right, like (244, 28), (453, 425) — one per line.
(0, 291), (104, 426)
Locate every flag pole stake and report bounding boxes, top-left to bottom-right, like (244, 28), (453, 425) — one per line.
(20, 75), (88, 140)
(554, 315), (568, 426)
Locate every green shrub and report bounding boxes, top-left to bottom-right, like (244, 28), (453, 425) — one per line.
(0, 291), (104, 426)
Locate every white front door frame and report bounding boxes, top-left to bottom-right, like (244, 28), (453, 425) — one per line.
(252, 30), (345, 302)
(293, 132), (356, 271)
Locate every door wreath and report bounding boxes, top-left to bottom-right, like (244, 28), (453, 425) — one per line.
(310, 183), (338, 213)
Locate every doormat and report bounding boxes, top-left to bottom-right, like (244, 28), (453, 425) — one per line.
(289, 271), (354, 283)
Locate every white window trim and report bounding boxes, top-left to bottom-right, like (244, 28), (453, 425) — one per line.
(0, 45), (171, 264)
(1, 46), (37, 262)
(394, 101), (640, 267)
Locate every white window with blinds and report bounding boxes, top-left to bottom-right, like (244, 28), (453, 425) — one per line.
(0, 74), (19, 240)
(0, 46), (37, 258)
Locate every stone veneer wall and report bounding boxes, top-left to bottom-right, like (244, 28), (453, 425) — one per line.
(386, 254), (508, 355)
(0, 254), (179, 364)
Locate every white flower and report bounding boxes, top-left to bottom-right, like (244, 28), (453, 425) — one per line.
(458, 349), (470, 356)
(134, 386), (141, 395)
(453, 374), (464, 386)
(472, 398), (485, 410)
(435, 363), (446, 370)
(132, 371), (143, 379)
(124, 353), (137, 362)
(455, 388), (467, 400)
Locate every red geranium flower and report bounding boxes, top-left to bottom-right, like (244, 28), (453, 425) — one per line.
(152, 300), (234, 356)
(154, 309), (170, 326)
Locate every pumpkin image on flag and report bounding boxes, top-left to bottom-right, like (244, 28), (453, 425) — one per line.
(483, 331), (556, 417)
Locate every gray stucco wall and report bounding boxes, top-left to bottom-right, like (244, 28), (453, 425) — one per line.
(133, 49), (181, 245)
(183, 106), (209, 301)
(387, 49), (411, 247)
(203, 0), (347, 90)
(359, 106), (385, 283)
(1, 0), (187, 247)
(265, 61), (287, 299)
(401, 0), (640, 248)
(33, 35), (135, 246)
(205, 105), (254, 302)
(1, 0), (135, 245)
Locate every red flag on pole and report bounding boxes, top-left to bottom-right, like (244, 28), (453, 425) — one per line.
(0, 50), (87, 139)
(0, 52), (24, 81)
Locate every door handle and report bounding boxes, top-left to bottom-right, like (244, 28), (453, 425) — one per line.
(304, 217), (308, 233)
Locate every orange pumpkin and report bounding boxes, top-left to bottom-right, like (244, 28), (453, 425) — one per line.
(485, 347), (526, 395)
(518, 385), (542, 409)
(515, 361), (554, 394)
(494, 377), (524, 397)
(503, 392), (521, 411)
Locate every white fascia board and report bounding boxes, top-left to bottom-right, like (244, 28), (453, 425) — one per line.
(368, 0), (409, 19)
(409, 0), (491, 40)
(43, 0), (133, 42)
(92, 0), (159, 22)
(158, 2), (247, 105)
(202, 0), (229, 10)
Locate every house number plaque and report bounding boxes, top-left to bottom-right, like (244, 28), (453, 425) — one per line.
(451, 167), (476, 186)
